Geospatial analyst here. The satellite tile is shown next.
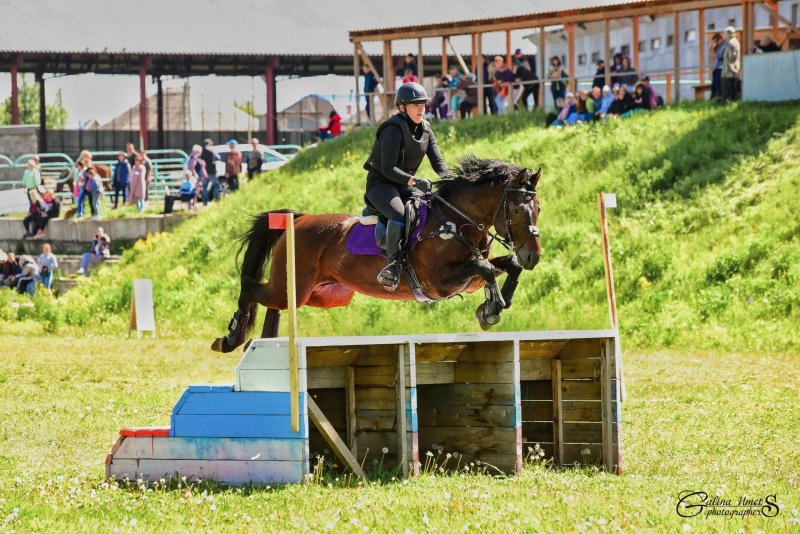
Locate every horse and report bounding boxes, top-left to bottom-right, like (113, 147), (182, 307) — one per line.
(54, 163), (112, 197)
(212, 156), (542, 353)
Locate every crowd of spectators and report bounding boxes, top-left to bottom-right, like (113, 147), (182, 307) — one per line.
(0, 243), (58, 296)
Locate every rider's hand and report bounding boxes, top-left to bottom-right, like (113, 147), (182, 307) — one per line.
(411, 177), (432, 193)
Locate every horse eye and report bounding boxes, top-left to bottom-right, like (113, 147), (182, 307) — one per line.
(512, 207), (521, 215)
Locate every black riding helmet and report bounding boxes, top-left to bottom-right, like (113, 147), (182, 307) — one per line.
(395, 82), (429, 107)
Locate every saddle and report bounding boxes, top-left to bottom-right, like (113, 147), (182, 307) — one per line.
(359, 195), (421, 251)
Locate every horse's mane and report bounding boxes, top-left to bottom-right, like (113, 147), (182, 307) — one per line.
(435, 155), (524, 198)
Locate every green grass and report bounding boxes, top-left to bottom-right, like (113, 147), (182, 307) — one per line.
(0, 336), (798, 531)
(2, 101), (800, 352)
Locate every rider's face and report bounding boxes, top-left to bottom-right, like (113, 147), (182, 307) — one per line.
(403, 103), (426, 124)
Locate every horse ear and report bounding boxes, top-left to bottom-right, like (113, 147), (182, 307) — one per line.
(531, 167), (542, 188)
(511, 168), (529, 188)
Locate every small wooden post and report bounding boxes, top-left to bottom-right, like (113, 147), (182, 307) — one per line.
(308, 396), (368, 480)
(604, 18), (612, 88)
(698, 8), (706, 85)
(538, 26), (546, 109)
(567, 23), (576, 92)
(551, 358), (563, 467)
(417, 37), (424, 83)
(673, 11), (681, 103)
(600, 342), (614, 472)
(395, 345), (409, 477)
(382, 40), (394, 121)
(353, 43), (362, 126)
(476, 34), (484, 115)
(471, 33), (477, 72)
(505, 30), (512, 68)
(632, 15), (640, 72)
(285, 212), (300, 433)
(441, 37), (448, 76)
(345, 366), (357, 457)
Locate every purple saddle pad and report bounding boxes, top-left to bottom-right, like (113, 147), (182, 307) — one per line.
(346, 203), (428, 257)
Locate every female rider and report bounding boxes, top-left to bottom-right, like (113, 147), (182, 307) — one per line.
(362, 82), (450, 291)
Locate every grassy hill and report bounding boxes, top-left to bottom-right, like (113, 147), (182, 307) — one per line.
(3, 102), (799, 352)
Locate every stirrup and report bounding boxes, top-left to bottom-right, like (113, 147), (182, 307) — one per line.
(377, 261), (402, 292)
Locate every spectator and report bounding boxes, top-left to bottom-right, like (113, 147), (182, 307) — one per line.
(566, 90), (593, 124)
(512, 49), (539, 110)
(640, 75), (658, 109)
(128, 154), (147, 212)
(112, 152), (130, 209)
(552, 92), (576, 126)
(318, 110), (342, 140)
(85, 166), (104, 220)
(599, 85), (614, 115)
(200, 138), (220, 204)
(78, 227), (111, 276)
(400, 53), (417, 77)
(37, 243), (58, 290)
(362, 64), (380, 119)
(22, 190), (45, 238)
(756, 34), (781, 53)
(710, 33), (726, 99)
(246, 138), (263, 180)
(548, 56), (569, 104)
(722, 26), (741, 101)
(545, 96), (565, 127)
(21, 159), (41, 201)
(223, 139), (242, 192)
(402, 68), (419, 84)
(431, 75), (450, 119)
(592, 59), (606, 89)
(457, 73), (479, 118)
(618, 56), (639, 90)
(608, 84), (633, 116)
(141, 151), (153, 201)
(15, 255), (39, 296)
(481, 57), (498, 115)
(1, 252), (20, 288)
(631, 83), (648, 110)
(610, 53), (624, 82)
(125, 142), (139, 167)
(37, 190), (60, 238)
(186, 144), (208, 197)
(447, 67), (463, 118)
(589, 86), (602, 116)
(493, 56), (514, 113)
(179, 170), (197, 210)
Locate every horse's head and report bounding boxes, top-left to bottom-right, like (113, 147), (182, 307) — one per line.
(498, 167), (542, 270)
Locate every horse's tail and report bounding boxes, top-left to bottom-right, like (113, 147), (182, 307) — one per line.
(236, 209), (305, 337)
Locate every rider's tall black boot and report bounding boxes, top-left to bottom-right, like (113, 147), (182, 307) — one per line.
(377, 220), (404, 292)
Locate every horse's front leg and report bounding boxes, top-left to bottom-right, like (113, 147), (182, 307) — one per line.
(489, 255), (523, 310)
(441, 257), (506, 331)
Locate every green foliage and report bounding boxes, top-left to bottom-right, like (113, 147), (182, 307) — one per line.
(9, 102), (800, 352)
(0, 74), (68, 128)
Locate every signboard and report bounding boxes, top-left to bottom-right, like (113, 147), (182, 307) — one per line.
(0, 188), (29, 216)
(130, 279), (156, 337)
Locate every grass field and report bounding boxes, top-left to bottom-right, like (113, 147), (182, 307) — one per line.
(1, 335), (798, 531)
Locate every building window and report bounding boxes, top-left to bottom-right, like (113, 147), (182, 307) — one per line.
(620, 44), (631, 56)
(651, 37), (662, 50)
(792, 4), (798, 26)
(561, 55), (567, 67)
(578, 53), (587, 65)
(638, 40), (646, 52)
(666, 34), (674, 47)
(708, 22), (715, 31)
(591, 51), (600, 63)
(728, 18), (736, 27)
(685, 29), (697, 43)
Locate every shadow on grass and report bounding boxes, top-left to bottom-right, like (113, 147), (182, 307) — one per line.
(624, 101), (800, 207)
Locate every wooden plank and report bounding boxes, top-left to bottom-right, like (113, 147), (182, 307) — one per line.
(418, 426), (517, 455)
(354, 386), (396, 410)
(562, 379), (610, 401)
(172, 414), (307, 439)
(522, 421), (553, 443)
(108, 458), (307, 484)
(396, 345), (409, 477)
(354, 365), (397, 387)
(521, 400), (552, 421)
(305, 346), (358, 367)
(406, 341), (417, 387)
(285, 212), (300, 434)
(417, 404), (516, 427)
(519, 380), (551, 401)
(453, 361), (516, 383)
(112, 436), (309, 462)
(561, 357), (601, 380)
(345, 366), (357, 457)
(355, 409), (397, 432)
(237, 369), (307, 393)
(414, 362), (455, 385)
(564, 422), (603, 444)
(559, 338), (603, 360)
(187, 384), (236, 393)
(552, 359), (563, 467)
(417, 383), (517, 406)
(518, 340), (568, 360)
(308, 395), (367, 480)
(307, 366), (346, 389)
(414, 343), (468, 363)
(120, 427), (170, 437)
(458, 341), (515, 362)
(601, 340), (613, 471)
(175, 391), (306, 416)
(519, 359), (551, 380)
(354, 344), (404, 366)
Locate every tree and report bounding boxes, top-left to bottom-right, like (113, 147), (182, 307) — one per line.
(233, 99), (259, 140)
(0, 74), (68, 128)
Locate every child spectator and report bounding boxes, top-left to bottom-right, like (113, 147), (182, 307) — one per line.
(457, 73), (479, 118)
(179, 170), (197, 209)
(599, 85), (614, 115)
(112, 152), (130, 209)
(86, 167), (104, 219)
(78, 227), (111, 276)
(640, 75), (658, 109)
(318, 111), (342, 141)
(545, 97), (565, 127)
(619, 56), (639, 90)
(608, 84), (633, 116)
(128, 155), (147, 212)
(548, 56), (569, 104)
(38, 191), (60, 237)
(22, 190), (45, 238)
(1, 252), (21, 287)
(431, 75), (450, 119)
(246, 139), (262, 180)
(37, 243), (58, 290)
(401, 68), (419, 84)
(710, 33), (726, 99)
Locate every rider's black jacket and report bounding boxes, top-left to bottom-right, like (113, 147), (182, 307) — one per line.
(363, 113), (448, 191)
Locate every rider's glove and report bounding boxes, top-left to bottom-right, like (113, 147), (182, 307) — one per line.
(412, 178), (432, 193)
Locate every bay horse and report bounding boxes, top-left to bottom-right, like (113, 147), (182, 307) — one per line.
(212, 156), (542, 353)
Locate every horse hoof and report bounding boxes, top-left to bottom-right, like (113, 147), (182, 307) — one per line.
(211, 336), (237, 354)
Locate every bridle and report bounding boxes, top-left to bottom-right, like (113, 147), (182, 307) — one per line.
(422, 179), (539, 259)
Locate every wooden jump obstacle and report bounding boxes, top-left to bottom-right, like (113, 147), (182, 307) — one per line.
(106, 329), (622, 483)
(107, 204), (624, 483)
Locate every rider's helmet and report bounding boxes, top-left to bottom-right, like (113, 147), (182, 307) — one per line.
(395, 82), (429, 107)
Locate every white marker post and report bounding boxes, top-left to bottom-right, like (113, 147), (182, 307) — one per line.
(598, 193), (626, 401)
